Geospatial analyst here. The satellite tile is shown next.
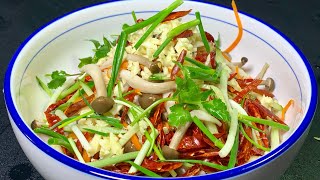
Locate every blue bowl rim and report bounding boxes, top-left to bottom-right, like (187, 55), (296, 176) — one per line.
(3, 0), (318, 179)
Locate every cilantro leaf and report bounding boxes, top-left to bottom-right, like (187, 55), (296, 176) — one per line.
(168, 104), (192, 127)
(94, 37), (112, 61)
(78, 57), (93, 68)
(202, 98), (230, 122)
(78, 37), (113, 68)
(201, 89), (215, 101)
(185, 66), (219, 82)
(88, 39), (101, 49)
(174, 77), (202, 105)
(47, 70), (67, 89)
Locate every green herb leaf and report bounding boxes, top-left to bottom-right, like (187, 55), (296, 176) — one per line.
(168, 104), (192, 127)
(174, 77), (202, 105)
(79, 37), (113, 68)
(202, 98), (231, 121)
(88, 39), (101, 49)
(201, 89), (215, 101)
(185, 66), (219, 82)
(47, 70), (67, 89)
(78, 57), (93, 68)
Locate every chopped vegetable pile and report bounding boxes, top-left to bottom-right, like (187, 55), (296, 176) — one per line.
(33, 0), (294, 177)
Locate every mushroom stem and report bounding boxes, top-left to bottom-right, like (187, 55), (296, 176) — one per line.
(255, 63), (269, 80)
(81, 64), (107, 97)
(260, 77), (275, 92)
(120, 70), (176, 94)
(232, 57), (248, 68)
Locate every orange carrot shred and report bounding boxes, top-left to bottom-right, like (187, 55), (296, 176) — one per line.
(224, 0), (243, 53)
(82, 150), (91, 163)
(235, 65), (240, 79)
(122, 121), (142, 150)
(281, 99), (294, 121)
(222, 52), (232, 62)
(120, 61), (129, 70)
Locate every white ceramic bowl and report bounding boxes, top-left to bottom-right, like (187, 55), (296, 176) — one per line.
(4, 0), (318, 179)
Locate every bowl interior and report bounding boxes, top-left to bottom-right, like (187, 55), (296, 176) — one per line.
(6, 0), (315, 178)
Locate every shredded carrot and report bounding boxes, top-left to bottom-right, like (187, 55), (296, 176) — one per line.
(120, 61), (129, 70)
(281, 99), (294, 121)
(122, 121), (142, 150)
(82, 150), (91, 163)
(68, 132), (77, 139)
(235, 65), (241, 79)
(224, 0), (243, 53)
(134, 89), (142, 95)
(222, 52), (231, 62)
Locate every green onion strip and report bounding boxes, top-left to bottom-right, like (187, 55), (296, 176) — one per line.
(195, 11), (210, 53)
(153, 19), (200, 58)
(134, 0), (184, 49)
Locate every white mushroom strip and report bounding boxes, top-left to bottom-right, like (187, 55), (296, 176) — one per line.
(126, 54), (152, 67)
(120, 70), (176, 94)
(190, 110), (222, 126)
(255, 63), (269, 80)
(169, 122), (192, 150)
(81, 64), (106, 97)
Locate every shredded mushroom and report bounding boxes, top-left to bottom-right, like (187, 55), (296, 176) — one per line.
(120, 70), (176, 94)
(81, 64), (107, 97)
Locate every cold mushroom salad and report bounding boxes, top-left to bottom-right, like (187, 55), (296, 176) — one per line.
(33, 0), (293, 177)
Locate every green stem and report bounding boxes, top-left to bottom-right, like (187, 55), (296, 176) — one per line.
(58, 81), (80, 100)
(83, 128), (109, 137)
(87, 115), (123, 129)
(58, 110), (94, 128)
(195, 11), (210, 52)
(238, 114), (289, 131)
(239, 118), (264, 133)
(122, 90), (135, 97)
(123, 0), (184, 34)
(131, 11), (137, 23)
(145, 131), (164, 159)
(87, 151), (139, 168)
(34, 128), (68, 142)
(48, 137), (74, 153)
(134, 0), (184, 49)
(184, 57), (211, 70)
(240, 124), (271, 152)
(227, 128), (239, 168)
(68, 138), (85, 163)
(163, 159), (228, 171)
(36, 76), (52, 97)
(153, 19), (200, 57)
(192, 116), (224, 149)
(126, 161), (161, 177)
(107, 31), (128, 97)
(131, 97), (176, 126)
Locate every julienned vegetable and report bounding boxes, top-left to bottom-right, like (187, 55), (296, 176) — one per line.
(33, 0), (292, 177)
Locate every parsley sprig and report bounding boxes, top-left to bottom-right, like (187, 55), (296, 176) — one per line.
(78, 37), (115, 68)
(168, 63), (229, 127)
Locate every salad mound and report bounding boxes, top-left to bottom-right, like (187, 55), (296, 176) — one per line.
(33, 0), (293, 177)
